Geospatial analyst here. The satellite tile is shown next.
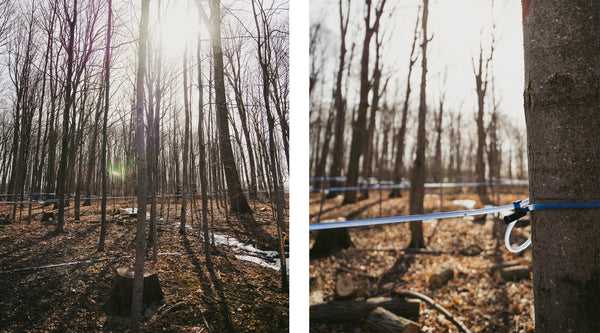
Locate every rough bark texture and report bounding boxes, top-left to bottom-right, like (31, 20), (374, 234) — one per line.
(523, 1), (600, 331)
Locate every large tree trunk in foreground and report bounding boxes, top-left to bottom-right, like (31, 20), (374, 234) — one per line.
(523, 1), (600, 331)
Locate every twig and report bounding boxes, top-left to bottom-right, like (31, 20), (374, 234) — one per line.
(336, 266), (378, 280)
(395, 290), (471, 333)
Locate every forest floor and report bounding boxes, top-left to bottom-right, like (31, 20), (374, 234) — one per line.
(309, 187), (534, 333)
(0, 196), (288, 332)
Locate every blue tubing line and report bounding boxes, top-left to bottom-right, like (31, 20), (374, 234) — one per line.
(309, 199), (530, 231)
(526, 201), (600, 211)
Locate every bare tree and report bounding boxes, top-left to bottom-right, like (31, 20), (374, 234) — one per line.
(251, 0), (288, 291)
(195, 0), (252, 215)
(55, 0), (78, 233)
(343, 0), (387, 205)
(130, 0), (150, 329)
(407, 0), (430, 249)
(389, 6), (420, 198)
(98, 0), (111, 252)
(472, 35), (493, 205)
(327, 0), (351, 194)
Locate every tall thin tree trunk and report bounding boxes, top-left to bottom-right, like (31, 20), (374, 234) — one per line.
(327, 0), (351, 195)
(56, 0), (78, 233)
(130, 0), (149, 329)
(196, 26), (211, 265)
(180, 42), (190, 234)
(390, 7), (419, 198)
(407, 0), (429, 249)
(98, 0), (111, 252)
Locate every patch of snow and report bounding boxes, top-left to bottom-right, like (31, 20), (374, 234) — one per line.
(452, 199), (476, 209)
(176, 223), (288, 273)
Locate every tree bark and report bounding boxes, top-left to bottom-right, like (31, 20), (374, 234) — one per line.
(342, 0), (387, 205)
(55, 0), (78, 233)
(407, 0), (429, 249)
(130, 0), (150, 329)
(328, 0), (351, 194)
(98, 0), (111, 252)
(389, 7), (419, 198)
(196, 0), (252, 215)
(523, 1), (600, 331)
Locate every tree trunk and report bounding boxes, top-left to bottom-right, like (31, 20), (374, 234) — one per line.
(343, 0), (387, 205)
(196, 29), (212, 266)
(328, 0), (351, 194)
(407, 0), (429, 249)
(390, 6), (419, 198)
(196, 0), (252, 215)
(130, 0), (150, 329)
(523, 1), (600, 331)
(56, 0), (78, 233)
(180, 42), (190, 235)
(98, 0), (111, 252)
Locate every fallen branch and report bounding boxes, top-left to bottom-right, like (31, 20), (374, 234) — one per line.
(395, 290), (471, 333)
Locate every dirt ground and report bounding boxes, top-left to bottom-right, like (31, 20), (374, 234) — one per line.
(0, 197), (289, 332)
(309, 187), (534, 333)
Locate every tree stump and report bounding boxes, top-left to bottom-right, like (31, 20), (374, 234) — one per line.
(41, 212), (55, 223)
(108, 267), (164, 315)
(428, 265), (454, 289)
(367, 307), (420, 333)
(335, 274), (354, 299)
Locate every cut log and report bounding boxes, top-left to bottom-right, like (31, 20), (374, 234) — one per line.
(493, 265), (531, 282)
(428, 265), (454, 289)
(310, 296), (420, 323)
(367, 307), (420, 333)
(335, 274), (354, 299)
(108, 267), (164, 315)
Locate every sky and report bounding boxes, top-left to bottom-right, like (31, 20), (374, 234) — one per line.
(309, 0), (526, 124)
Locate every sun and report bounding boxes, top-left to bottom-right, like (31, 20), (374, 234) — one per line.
(156, 1), (198, 59)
